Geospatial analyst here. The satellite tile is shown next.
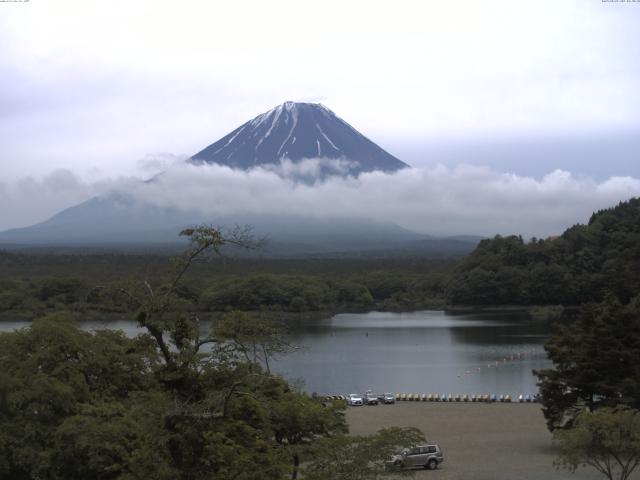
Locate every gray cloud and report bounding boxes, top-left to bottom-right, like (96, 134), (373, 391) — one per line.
(0, 169), (116, 231)
(136, 153), (187, 174)
(113, 162), (640, 238)
(3, 162), (640, 237)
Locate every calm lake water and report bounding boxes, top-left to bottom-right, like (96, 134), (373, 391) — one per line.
(272, 310), (552, 397)
(1, 310), (552, 397)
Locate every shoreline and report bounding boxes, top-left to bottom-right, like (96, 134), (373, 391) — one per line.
(0, 304), (569, 323)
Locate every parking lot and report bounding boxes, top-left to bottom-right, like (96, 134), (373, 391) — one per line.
(346, 402), (603, 480)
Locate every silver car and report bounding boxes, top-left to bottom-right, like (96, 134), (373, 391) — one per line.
(363, 392), (379, 405)
(387, 444), (444, 470)
(347, 393), (363, 406)
(379, 392), (396, 404)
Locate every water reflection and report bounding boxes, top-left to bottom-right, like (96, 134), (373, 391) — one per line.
(273, 310), (552, 396)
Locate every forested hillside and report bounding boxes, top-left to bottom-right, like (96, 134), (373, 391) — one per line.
(447, 198), (640, 306)
(0, 255), (451, 319)
(3, 198), (639, 315)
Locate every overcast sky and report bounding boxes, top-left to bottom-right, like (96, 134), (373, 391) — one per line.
(1, 0), (639, 233)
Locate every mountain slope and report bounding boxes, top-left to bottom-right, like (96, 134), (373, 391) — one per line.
(0, 192), (198, 245)
(0, 191), (480, 255)
(191, 102), (409, 175)
(0, 103), (470, 254)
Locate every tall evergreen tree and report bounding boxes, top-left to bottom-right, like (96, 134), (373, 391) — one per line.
(536, 295), (640, 430)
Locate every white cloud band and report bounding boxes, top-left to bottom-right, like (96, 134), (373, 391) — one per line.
(2, 160), (639, 237)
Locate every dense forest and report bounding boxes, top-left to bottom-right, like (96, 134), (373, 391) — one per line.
(447, 198), (640, 306)
(2, 198), (640, 319)
(0, 254), (452, 320)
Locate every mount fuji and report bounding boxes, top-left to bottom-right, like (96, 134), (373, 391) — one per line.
(191, 102), (409, 175)
(0, 103), (480, 255)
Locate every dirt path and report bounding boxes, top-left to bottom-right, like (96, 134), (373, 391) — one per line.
(346, 402), (610, 480)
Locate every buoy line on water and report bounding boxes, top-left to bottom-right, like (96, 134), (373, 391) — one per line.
(455, 346), (544, 380)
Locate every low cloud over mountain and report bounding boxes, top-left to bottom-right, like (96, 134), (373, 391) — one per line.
(2, 160), (640, 239)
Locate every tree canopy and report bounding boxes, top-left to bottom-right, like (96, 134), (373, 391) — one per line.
(447, 198), (640, 306)
(535, 295), (640, 430)
(0, 226), (424, 479)
(554, 407), (640, 480)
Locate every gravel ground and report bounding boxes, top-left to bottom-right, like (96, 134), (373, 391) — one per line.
(346, 402), (610, 480)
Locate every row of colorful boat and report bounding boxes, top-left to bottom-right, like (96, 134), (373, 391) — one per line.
(395, 393), (539, 402)
(323, 393), (540, 403)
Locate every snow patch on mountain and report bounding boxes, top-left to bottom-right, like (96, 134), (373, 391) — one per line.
(190, 102), (409, 176)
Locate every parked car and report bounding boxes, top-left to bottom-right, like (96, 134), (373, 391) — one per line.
(386, 444), (444, 470)
(347, 393), (363, 406)
(363, 392), (379, 405)
(378, 392), (396, 404)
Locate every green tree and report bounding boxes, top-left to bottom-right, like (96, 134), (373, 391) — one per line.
(554, 407), (640, 480)
(212, 310), (293, 373)
(115, 226), (349, 478)
(0, 226), (426, 479)
(0, 313), (165, 479)
(303, 426), (425, 480)
(447, 198), (640, 306)
(51, 393), (177, 480)
(536, 295), (640, 430)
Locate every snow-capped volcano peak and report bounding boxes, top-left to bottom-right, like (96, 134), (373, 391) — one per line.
(190, 102), (409, 175)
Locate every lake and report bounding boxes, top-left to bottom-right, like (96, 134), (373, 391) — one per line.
(272, 310), (552, 397)
(0, 310), (553, 397)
